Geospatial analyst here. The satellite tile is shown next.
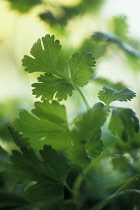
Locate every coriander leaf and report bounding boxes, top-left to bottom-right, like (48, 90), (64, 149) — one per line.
(0, 192), (28, 208)
(12, 101), (71, 150)
(22, 35), (61, 74)
(68, 102), (109, 166)
(22, 34), (95, 101)
(32, 100), (67, 126)
(109, 107), (139, 141)
(32, 74), (74, 101)
(6, 0), (41, 13)
(98, 86), (136, 105)
(111, 15), (129, 40)
(8, 124), (30, 148)
(10, 145), (70, 207)
(85, 128), (103, 159)
(68, 51), (96, 86)
(40, 145), (70, 183)
(26, 181), (63, 207)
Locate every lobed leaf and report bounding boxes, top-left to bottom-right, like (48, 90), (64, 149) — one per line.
(22, 34), (95, 101)
(10, 145), (70, 207)
(32, 73), (74, 101)
(98, 86), (136, 105)
(68, 51), (96, 86)
(68, 102), (109, 166)
(12, 101), (71, 150)
(22, 35), (61, 74)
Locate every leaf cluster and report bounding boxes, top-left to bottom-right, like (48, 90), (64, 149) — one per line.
(0, 34), (140, 210)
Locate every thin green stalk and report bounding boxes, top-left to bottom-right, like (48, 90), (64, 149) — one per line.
(92, 174), (140, 210)
(114, 174), (140, 194)
(65, 183), (74, 194)
(74, 85), (90, 110)
(56, 70), (90, 110)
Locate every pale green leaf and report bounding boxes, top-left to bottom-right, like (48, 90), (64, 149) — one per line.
(68, 51), (96, 86)
(22, 35), (61, 74)
(98, 86), (136, 105)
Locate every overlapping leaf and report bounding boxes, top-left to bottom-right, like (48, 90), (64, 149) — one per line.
(68, 102), (109, 166)
(22, 34), (95, 101)
(68, 51), (95, 86)
(109, 107), (139, 141)
(98, 86), (136, 105)
(10, 145), (70, 207)
(12, 101), (71, 150)
(32, 74), (74, 101)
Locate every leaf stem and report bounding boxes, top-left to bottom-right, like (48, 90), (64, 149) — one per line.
(74, 85), (91, 110)
(92, 174), (140, 210)
(114, 174), (140, 194)
(56, 71), (90, 110)
(65, 183), (74, 194)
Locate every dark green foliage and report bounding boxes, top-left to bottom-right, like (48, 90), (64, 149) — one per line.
(109, 107), (139, 141)
(6, 0), (41, 13)
(1, 33), (140, 209)
(10, 145), (70, 207)
(68, 102), (109, 166)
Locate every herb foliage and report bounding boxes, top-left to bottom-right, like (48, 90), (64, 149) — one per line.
(1, 34), (140, 209)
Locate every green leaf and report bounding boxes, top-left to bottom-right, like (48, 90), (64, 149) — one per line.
(22, 34), (95, 101)
(68, 51), (95, 86)
(10, 145), (70, 206)
(109, 107), (139, 141)
(98, 86), (136, 105)
(32, 74), (74, 101)
(8, 124), (30, 148)
(68, 102), (109, 166)
(40, 145), (70, 183)
(22, 35), (61, 74)
(12, 101), (71, 150)
(111, 15), (129, 40)
(6, 0), (41, 13)
(85, 128), (103, 159)
(0, 192), (28, 208)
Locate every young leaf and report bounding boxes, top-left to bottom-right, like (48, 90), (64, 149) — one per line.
(22, 34), (95, 101)
(111, 15), (129, 40)
(98, 86), (136, 105)
(10, 145), (70, 206)
(68, 51), (95, 86)
(109, 107), (139, 141)
(12, 101), (71, 150)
